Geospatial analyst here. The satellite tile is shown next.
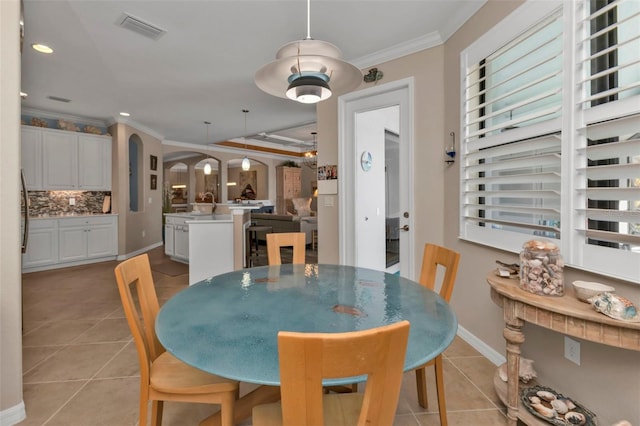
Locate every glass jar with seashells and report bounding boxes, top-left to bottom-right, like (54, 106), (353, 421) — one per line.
(519, 239), (564, 296)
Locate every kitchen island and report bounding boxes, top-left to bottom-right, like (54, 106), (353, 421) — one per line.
(164, 207), (251, 285)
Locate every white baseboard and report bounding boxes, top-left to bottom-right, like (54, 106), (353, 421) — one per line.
(457, 325), (506, 366)
(117, 241), (163, 260)
(0, 401), (26, 426)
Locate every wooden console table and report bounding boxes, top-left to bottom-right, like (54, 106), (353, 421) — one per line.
(487, 273), (640, 425)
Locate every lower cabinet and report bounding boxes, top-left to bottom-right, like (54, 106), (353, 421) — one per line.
(23, 215), (117, 271)
(173, 225), (189, 261)
(164, 224), (175, 256)
(22, 219), (58, 268)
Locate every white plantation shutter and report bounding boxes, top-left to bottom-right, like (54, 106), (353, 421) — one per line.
(461, 6), (563, 252)
(573, 0), (640, 282)
(460, 0), (640, 283)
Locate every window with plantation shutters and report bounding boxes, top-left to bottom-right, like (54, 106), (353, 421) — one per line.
(460, 0), (640, 283)
(574, 0), (640, 282)
(460, 3), (563, 254)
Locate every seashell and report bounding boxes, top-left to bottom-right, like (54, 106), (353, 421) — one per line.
(531, 403), (556, 418)
(536, 390), (556, 402)
(528, 396), (541, 404)
(550, 399), (568, 414)
(563, 399), (576, 410)
(565, 411), (586, 425)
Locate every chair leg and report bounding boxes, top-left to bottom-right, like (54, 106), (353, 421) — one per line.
(150, 400), (163, 426)
(434, 355), (448, 426)
(139, 396), (149, 426)
(415, 366), (428, 408)
(220, 391), (236, 426)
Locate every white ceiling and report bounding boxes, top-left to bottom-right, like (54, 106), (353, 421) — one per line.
(20, 0), (485, 152)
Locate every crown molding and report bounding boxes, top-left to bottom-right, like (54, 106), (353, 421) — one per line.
(351, 31), (443, 70)
(21, 107), (107, 128)
(438, 0), (488, 42)
(107, 116), (165, 141)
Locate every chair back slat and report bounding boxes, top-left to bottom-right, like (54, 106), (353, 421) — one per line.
(266, 232), (306, 265)
(278, 320), (410, 425)
(114, 254), (165, 375)
(418, 243), (460, 302)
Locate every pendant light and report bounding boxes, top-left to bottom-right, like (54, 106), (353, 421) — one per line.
(203, 121), (212, 175)
(241, 109), (250, 171)
(303, 131), (317, 169)
(255, 0), (361, 104)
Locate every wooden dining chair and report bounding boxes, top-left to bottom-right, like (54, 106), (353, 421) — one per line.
(252, 320), (410, 426)
(114, 253), (239, 426)
(414, 243), (460, 426)
(266, 232), (306, 265)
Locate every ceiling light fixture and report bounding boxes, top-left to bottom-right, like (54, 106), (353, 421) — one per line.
(32, 43), (53, 54)
(303, 131), (318, 169)
(203, 121), (212, 175)
(241, 109), (250, 171)
(119, 112), (131, 117)
(254, 0), (361, 104)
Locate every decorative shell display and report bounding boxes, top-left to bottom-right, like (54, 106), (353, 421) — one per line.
(83, 125), (103, 135)
(519, 239), (564, 296)
(588, 292), (640, 322)
(498, 358), (537, 384)
(521, 385), (597, 426)
(58, 119), (80, 132)
(31, 117), (48, 127)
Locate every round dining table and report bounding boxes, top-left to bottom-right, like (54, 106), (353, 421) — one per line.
(155, 263), (458, 425)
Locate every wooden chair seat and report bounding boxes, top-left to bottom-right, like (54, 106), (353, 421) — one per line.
(150, 351), (239, 395)
(253, 393), (363, 426)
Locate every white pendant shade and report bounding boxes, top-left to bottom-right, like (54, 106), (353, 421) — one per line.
(203, 162), (212, 175)
(255, 37), (361, 104)
(241, 157), (250, 171)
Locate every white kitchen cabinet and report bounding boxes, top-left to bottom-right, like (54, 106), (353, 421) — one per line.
(58, 216), (117, 263)
(22, 219), (58, 268)
(42, 130), (78, 189)
(23, 126), (112, 191)
(21, 126), (43, 190)
(78, 134), (112, 190)
(173, 224), (189, 261)
(164, 224), (175, 256)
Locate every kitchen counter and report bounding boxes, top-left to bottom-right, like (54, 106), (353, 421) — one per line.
(30, 213), (117, 219)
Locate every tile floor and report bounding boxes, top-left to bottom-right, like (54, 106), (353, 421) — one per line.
(19, 246), (508, 425)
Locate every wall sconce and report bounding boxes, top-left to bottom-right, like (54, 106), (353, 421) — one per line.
(445, 131), (456, 164)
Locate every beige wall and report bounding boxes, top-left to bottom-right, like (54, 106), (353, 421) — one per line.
(316, 1), (640, 423)
(110, 122), (164, 255)
(0, 0), (25, 422)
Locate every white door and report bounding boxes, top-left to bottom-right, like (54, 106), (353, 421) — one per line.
(339, 78), (414, 279)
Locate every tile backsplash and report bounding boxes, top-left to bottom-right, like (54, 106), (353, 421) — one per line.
(27, 191), (111, 216)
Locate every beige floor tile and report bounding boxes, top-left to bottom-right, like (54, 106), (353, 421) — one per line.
(96, 341), (140, 379)
(415, 408), (508, 425)
(449, 356), (503, 405)
(44, 377), (139, 426)
(23, 342), (126, 383)
(444, 336), (483, 358)
(22, 320), (99, 347)
(22, 346), (64, 374)
(392, 413), (420, 425)
(18, 381), (86, 426)
(73, 318), (132, 344)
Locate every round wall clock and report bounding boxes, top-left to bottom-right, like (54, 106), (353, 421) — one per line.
(360, 151), (373, 171)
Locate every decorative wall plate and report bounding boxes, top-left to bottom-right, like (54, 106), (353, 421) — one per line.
(360, 151), (372, 171)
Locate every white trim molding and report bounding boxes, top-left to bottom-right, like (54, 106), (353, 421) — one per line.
(0, 401), (26, 426)
(457, 325), (506, 367)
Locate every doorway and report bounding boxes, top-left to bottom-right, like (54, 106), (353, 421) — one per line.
(338, 78), (415, 279)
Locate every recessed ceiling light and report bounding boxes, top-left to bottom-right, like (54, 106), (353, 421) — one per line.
(32, 43), (53, 54)
(119, 112), (131, 117)
(20, 92), (28, 98)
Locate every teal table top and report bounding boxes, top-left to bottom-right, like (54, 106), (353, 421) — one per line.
(156, 264), (458, 386)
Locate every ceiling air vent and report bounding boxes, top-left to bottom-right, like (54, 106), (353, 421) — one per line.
(47, 95), (71, 103)
(118, 13), (167, 40)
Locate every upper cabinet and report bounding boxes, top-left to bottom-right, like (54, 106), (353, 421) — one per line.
(21, 126), (112, 191)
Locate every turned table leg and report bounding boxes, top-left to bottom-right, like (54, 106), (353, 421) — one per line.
(503, 300), (525, 426)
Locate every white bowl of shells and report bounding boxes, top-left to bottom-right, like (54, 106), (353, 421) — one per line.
(572, 280), (615, 303)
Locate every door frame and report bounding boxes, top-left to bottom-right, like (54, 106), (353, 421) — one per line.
(338, 77), (415, 279)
